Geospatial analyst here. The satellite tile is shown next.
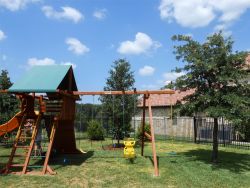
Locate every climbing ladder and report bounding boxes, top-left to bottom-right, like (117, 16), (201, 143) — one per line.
(3, 113), (41, 174)
(1, 100), (63, 175)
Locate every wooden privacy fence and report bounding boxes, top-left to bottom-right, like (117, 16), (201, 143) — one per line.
(131, 116), (194, 141)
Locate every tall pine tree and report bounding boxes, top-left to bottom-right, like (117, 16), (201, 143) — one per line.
(100, 59), (136, 145)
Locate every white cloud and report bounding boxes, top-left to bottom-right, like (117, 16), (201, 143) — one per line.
(139, 66), (155, 76)
(65, 37), (90, 55)
(163, 72), (185, 84)
(0, 30), (6, 41)
(27, 57), (56, 66)
(0, 0), (39, 11)
(42, 6), (83, 23)
(117, 32), (161, 55)
(61, 61), (76, 69)
(27, 57), (77, 69)
(159, 0), (250, 29)
(93, 9), (107, 20)
(159, 0), (215, 28)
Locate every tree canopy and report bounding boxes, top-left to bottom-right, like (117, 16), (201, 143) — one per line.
(172, 32), (250, 162)
(100, 59), (136, 144)
(172, 33), (249, 122)
(0, 70), (19, 124)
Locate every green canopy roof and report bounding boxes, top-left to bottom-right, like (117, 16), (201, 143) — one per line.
(9, 65), (78, 93)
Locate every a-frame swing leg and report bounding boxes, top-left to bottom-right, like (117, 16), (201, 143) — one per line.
(42, 118), (57, 175)
(141, 94), (146, 156)
(148, 95), (159, 176)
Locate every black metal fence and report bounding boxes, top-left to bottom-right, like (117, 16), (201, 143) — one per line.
(194, 117), (250, 150)
(72, 116), (250, 150)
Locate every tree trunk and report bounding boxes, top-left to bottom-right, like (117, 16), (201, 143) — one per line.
(116, 126), (120, 147)
(212, 117), (218, 163)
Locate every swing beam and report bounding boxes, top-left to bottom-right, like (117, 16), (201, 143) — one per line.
(72, 90), (174, 96)
(71, 89), (174, 177)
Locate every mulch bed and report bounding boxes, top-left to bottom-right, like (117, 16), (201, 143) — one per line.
(102, 144), (124, 150)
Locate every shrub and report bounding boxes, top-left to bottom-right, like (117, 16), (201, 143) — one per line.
(136, 122), (151, 141)
(87, 120), (105, 140)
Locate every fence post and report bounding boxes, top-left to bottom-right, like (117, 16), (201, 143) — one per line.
(222, 117), (226, 147)
(164, 117), (167, 141)
(193, 116), (197, 143)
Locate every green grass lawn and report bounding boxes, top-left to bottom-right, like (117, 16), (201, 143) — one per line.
(0, 138), (250, 188)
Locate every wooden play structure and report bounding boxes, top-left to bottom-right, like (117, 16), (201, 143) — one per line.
(0, 65), (80, 175)
(0, 65), (174, 176)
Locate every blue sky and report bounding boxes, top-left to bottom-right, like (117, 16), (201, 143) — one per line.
(0, 0), (250, 96)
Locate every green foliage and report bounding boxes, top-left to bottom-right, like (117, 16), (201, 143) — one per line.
(0, 70), (19, 124)
(87, 120), (105, 140)
(100, 59), (137, 143)
(136, 123), (151, 141)
(75, 103), (103, 131)
(172, 32), (249, 123)
(161, 81), (175, 90)
(172, 32), (250, 161)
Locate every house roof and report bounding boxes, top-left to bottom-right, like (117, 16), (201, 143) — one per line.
(138, 89), (194, 107)
(9, 65), (78, 93)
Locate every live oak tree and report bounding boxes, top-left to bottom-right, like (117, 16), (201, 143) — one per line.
(172, 32), (250, 163)
(100, 59), (136, 145)
(0, 70), (18, 124)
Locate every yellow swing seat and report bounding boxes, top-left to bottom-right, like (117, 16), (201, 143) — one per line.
(123, 138), (136, 158)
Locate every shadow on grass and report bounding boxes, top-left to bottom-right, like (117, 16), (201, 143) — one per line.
(180, 149), (250, 173)
(145, 156), (160, 167)
(0, 151), (95, 173)
(51, 151), (95, 170)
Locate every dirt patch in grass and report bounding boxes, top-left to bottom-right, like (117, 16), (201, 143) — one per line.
(102, 144), (124, 150)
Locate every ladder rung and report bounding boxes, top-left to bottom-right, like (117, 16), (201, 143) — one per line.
(15, 146), (30, 149)
(14, 154), (26, 157)
(19, 137), (32, 139)
(31, 156), (46, 158)
(27, 165), (43, 168)
(10, 164), (24, 167)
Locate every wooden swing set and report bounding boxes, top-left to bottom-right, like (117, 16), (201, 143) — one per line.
(0, 89), (174, 176)
(0, 65), (174, 176)
(71, 89), (175, 176)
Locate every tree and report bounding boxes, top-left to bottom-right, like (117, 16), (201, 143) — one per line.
(161, 81), (175, 90)
(172, 32), (250, 163)
(0, 70), (19, 124)
(100, 59), (136, 145)
(75, 103), (103, 132)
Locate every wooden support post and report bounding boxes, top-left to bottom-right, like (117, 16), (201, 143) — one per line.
(141, 94), (146, 156)
(42, 118), (57, 175)
(148, 95), (159, 176)
(144, 132), (152, 141)
(193, 117), (197, 143)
